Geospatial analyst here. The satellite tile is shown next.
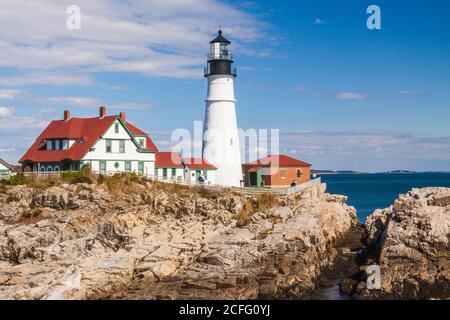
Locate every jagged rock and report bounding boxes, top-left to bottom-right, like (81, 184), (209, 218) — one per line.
(0, 181), (358, 300)
(355, 187), (450, 299)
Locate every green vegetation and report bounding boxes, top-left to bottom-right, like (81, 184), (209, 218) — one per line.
(0, 173), (28, 186)
(61, 171), (92, 184)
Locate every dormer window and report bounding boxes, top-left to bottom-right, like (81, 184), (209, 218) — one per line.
(79, 138), (86, 144)
(139, 139), (145, 147)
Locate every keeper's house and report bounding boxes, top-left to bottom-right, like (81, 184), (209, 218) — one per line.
(242, 154), (311, 188)
(19, 107), (158, 175)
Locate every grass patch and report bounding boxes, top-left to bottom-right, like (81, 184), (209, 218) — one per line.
(61, 166), (93, 184)
(236, 193), (278, 228)
(236, 199), (255, 227)
(151, 180), (190, 194)
(255, 193), (278, 211)
(99, 173), (146, 198)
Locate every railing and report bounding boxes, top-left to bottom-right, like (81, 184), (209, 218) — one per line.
(15, 170), (322, 197)
(204, 65), (237, 77)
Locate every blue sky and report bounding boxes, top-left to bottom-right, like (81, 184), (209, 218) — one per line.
(0, 0), (449, 171)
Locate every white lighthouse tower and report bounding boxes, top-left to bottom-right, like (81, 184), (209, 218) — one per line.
(202, 30), (242, 187)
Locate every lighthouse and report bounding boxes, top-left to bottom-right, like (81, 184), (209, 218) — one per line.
(202, 30), (242, 187)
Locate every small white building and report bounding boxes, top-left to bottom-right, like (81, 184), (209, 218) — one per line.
(183, 157), (217, 185)
(0, 158), (15, 179)
(155, 152), (185, 181)
(19, 107), (158, 175)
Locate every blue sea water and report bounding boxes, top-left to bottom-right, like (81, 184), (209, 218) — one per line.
(318, 173), (450, 223)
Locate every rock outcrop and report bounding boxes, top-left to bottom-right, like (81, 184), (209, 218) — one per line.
(0, 180), (358, 300)
(352, 187), (450, 299)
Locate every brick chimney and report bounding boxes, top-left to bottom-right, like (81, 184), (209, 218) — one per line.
(63, 110), (71, 121)
(119, 112), (126, 121)
(99, 106), (106, 118)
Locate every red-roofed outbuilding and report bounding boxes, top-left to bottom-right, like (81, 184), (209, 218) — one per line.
(242, 154), (311, 188)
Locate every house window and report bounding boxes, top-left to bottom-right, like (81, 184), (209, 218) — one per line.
(163, 168), (167, 178)
(297, 169), (301, 178)
(106, 140), (112, 153)
(280, 169), (286, 179)
(99, 161), (106, 173)
(171, 168), (176, 177)
(114, 162), (120, 169)
(125, 161), (131, 172)
(119, 140), (125, 153)
(139, 139), (145, 147)
(115, 123), (119, 134)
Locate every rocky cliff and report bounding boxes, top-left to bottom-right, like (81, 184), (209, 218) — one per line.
(351, 187), (450, 299)
(0, 179), (358, 300)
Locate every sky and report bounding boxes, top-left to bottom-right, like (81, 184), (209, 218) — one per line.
(0, 0), (449, 171)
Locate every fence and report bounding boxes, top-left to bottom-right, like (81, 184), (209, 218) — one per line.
(17, 170), (322, 197)
(0, 171), (11, 180)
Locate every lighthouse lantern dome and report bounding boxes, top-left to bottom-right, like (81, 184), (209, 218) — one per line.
(209, 29), (232, 61)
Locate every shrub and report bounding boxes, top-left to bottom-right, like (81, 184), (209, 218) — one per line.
(61, 170), (92, 184)
(1, 173), (28, 186)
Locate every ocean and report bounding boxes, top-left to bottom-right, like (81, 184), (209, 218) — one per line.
(318, 172), (450, 223)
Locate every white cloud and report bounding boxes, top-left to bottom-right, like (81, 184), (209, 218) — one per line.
(294, 84), (308, 92)
(335, 92), (368, 100)
(279, 131), (450, 171)
(0, 147), (15, 153)
(0, 72), (95, 87)
(0, 0), (269, 83)
(0, 106), (14, 117)
(314, 18), (327, 25)
(398, 89), (424, 95)
(0, 89), (21, 99)
(38, 97), (154, 110)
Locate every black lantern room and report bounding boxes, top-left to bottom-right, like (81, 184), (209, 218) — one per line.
(204, 29), (237, 77)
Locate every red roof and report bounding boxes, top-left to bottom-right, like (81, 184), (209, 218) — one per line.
(243, 155), (311, 167)
(20, 115), (158, 163)
(155, 152), (184, 168)
(126, 122), (158, 152)
(183, 157), (217, 170)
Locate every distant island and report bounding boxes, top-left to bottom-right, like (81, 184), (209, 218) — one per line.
(311, 169), (417, 175)
(311, 170), (450, 175)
